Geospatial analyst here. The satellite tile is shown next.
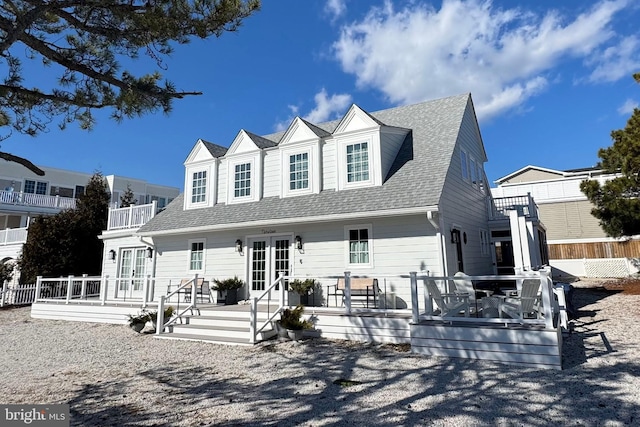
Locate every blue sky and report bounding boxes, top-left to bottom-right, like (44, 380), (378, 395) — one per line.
(3, 0), (640, 191)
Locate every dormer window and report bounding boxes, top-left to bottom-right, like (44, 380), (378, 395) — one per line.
(346, 142), (370, 183)
(289, 153), (309, 190)
(234, 162), (251, 198)
(191, 171), (207, 203)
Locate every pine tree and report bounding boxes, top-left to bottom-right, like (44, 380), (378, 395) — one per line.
(0, 0), (260, 174)
(580, 73), (640, 237)
(119, 185), (138, 208)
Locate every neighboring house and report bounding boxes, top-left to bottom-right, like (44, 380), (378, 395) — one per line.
(99, 93), (545, 305)
(0, 162), (180, 281)
(492, 165), (637, 278)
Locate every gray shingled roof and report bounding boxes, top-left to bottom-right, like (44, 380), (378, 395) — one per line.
(200, 140), (228, 158)
(244, 131), (278, 149)
(140, 93), (472, 235)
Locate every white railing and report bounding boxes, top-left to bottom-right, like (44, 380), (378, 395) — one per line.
(409, 269), (557, 329)
(0, 227), (28, 245)
(35, 275), (103, 302)
(0, 283), (37, 306)
(0, 190), (76, 210)
(249, 273), (288, 344)
(490, 194), (539, 220)
(156, 274), (201, 334)
(107, 201), (157, 230)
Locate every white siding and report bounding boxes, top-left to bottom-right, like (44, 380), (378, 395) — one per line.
(216, 161), (228, 204)
(379, 129), (408, 181)
(262, 150), (280, 198)
(322, 141), (337, 191)
(439, 102), (493, 276)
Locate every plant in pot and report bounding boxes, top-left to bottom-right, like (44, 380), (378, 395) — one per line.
(213, 276), (245, 305)
(277, 304), (313, 340)
(289, 279), (316, 306)
(127, 310), (150, 333)
(147, 306), (175, 329)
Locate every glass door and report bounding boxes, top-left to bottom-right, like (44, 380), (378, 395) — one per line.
(118, 248), (146, 299)
(248, 236), (291, 299)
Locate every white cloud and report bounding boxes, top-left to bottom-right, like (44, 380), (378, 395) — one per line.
(587, 36), (640, 83)
(617, 98), (639, 115)
(273, 89), (352, 131)
(304, 89), (352, 123)
(332, 0), (630, 120)
(325, 0), (347, 21)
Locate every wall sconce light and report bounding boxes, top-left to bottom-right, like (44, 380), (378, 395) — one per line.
(463, 232), (467, 245)
(109, 249), (116, 261)
(235, 239), (243, 253)
(146, 247), (153, 259)
(450, 230), (459, 244)
(295, 235), (303, 250)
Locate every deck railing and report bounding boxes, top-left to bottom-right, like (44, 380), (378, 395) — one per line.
(249, 273), (287, 344)
(490, 194), (539, 220)
(0, 227), (28, 245)
(35, 275), (103, 302)
(0, 190), (76, 210)
(107, 201), (157, 230)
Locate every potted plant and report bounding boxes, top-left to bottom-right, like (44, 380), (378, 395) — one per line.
(278, 304), (313, 340)
(213, 276), (245, 305)
(147, 306), (175, 329)
(127, 310), (150, 333)
(289, 278), (316, 306)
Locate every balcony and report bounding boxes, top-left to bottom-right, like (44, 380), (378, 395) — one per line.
(489, 194), (539, 221)
(107, 201), (158, 231)
(0, 226), (28, 246)
(0, 190), (77, 211)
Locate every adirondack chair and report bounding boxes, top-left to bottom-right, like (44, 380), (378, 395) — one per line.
(499, 279), (541, 321)
(452, 272), (479, 315)
(426, 279), (470, 317)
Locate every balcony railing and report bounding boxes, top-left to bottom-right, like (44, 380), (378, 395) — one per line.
(0, 190), (76, 210)
(489, 194), (539, 221)
(0, 227), (28, 246)
(107, 201), (157, 230)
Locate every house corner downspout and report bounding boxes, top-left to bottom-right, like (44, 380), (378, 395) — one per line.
(427, 210), (448, 277)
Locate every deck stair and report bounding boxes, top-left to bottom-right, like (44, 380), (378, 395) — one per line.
(155, 304), (277, 346)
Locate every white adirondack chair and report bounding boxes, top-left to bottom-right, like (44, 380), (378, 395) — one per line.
(499, 279), (541, 321)
(426, 280), (470, 317)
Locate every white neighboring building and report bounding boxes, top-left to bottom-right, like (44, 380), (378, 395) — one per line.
(492, 165), (638, 278)
(0, 161), (180, 276)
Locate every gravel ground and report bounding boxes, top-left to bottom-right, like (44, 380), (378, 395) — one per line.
(1, 280), (639, 426)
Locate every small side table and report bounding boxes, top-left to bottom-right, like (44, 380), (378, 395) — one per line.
(481, 296), (502, 318)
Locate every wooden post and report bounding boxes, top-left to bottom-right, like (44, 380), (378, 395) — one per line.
(410, 272), (418, 323)
(142, 274), (150, 309)
(35, 276), (42, 302)
(66, 275), (73, 304)
(344, 271), (351, 315)
(156, 295), (165, 335)
(1, 278), (7, 307)
(191, 274), (198, 310)
(101, 275), (109, 305)
(127, 205), (134, 228)
(539, 269), (554, 329)
(278, 272), (285, 307)
(249, 297), (257, 344)
(80, 274), (88, 299)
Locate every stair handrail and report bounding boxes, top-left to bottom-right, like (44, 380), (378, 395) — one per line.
(249, 272), (287, 344)
(156, 274), (199, 334)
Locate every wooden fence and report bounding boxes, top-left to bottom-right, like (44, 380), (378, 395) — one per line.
(549, 240), (640, 259)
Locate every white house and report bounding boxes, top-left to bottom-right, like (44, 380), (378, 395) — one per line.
(31, 94), (562, 369)
(492, 165), (637, 278)
(0, 162), (180, 281)
(98, 93), (505, 305)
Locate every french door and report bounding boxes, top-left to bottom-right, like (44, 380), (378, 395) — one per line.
(248, 236), (291, 299)
(118, 248), (146, 299)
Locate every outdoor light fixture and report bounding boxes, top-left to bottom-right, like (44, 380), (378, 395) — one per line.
(450, 230), (460, 244)
(295, 235), (303, 250)
(146, 247), (153, 258)
(235, 239), (243, 253)
(109, 249), (116, 261)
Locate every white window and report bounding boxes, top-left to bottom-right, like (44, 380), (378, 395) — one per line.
(346, 142), (370, 183)
(289, 153), (309, 191)
(189, 240), (205, 271)
(479, 230), (490, 255)
(346, 225), (372, 266)
(234, 162), (251, 198)
(24, 179), (48, 195)
(460, 150), (469, 181)
(470, 158), (478, 188)
(191, 171), (207, 203)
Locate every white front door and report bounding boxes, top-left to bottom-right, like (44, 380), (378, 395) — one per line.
(248, 236), (291, 299)
(118, 248), (146, 299)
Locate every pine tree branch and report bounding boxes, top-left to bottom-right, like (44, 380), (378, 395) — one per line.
(0, 151), (45, 175)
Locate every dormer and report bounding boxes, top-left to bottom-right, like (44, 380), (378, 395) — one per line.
(224, 130), (275, 204)
(331, 104), (409, 191)
(278, 117), (329, 197)
(183, 139), (226, 210)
